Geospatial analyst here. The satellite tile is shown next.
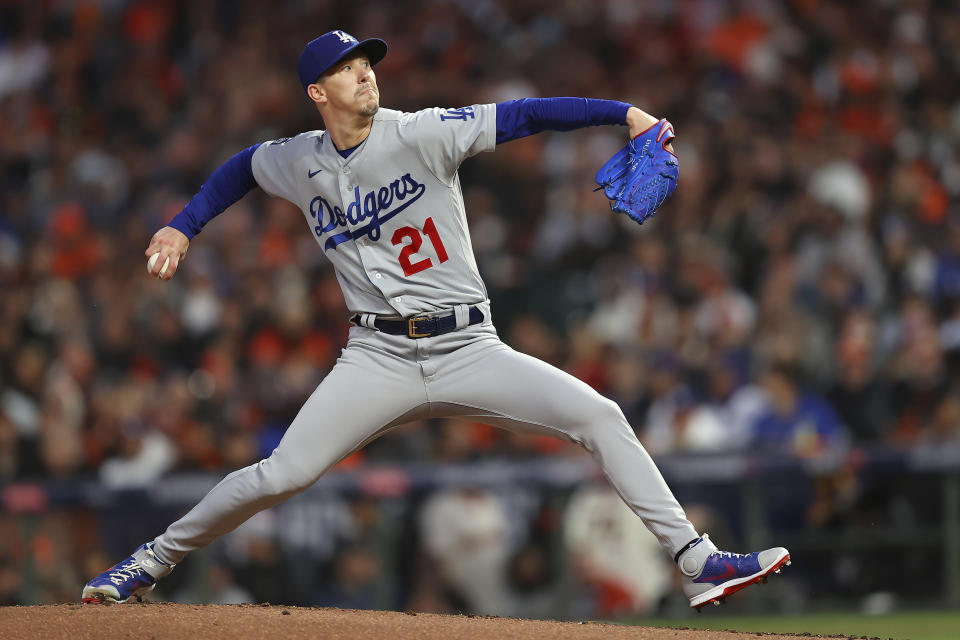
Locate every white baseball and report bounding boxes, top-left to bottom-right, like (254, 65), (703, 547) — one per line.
(147, 252), (170, 278)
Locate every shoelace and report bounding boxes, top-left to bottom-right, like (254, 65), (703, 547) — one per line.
(108, 559), (146, 586)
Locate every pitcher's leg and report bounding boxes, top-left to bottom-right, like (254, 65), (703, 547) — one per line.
(429, 340), (698, 556)
(152, 342), (428, 566)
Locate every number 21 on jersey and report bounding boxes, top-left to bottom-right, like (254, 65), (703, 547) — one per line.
(391, 217), (448, 276)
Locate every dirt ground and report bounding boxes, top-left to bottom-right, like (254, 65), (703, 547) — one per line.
(0, 603), (846, 640)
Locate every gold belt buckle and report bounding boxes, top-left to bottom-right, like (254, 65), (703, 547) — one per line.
(407, 316), (430, 338)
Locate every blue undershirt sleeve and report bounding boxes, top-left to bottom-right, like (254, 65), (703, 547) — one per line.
(168, 143), (261, 239)
(495, 98), (632, 145)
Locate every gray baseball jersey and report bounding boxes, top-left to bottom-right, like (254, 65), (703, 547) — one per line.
(251, 105), (495, 316)
(145, 104), (701, 588)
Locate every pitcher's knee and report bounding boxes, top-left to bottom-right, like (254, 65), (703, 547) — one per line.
(589, 397), (629, 427)
(574, 397), (634, 443)
(258, 451), (320, 497)
(577, 395), (630, 434)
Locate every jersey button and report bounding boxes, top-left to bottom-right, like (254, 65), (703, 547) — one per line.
(394, 297), (402, 303)
(375, 273), (382, 279)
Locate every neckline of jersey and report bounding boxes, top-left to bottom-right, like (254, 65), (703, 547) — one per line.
(337, 142), (361, 158)
(325, 114), (380, 166)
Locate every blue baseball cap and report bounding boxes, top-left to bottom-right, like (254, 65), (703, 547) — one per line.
(297, 30), (387, 93)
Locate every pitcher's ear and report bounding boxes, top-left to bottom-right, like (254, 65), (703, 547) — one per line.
(307, 83), (325, 105)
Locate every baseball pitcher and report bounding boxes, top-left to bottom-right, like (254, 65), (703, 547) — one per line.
(83, 30), (789, 611)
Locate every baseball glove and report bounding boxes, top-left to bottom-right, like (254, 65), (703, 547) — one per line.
(595, 119), (678, 225)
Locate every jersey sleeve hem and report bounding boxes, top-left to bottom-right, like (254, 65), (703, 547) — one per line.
(483, 103), (497, 151)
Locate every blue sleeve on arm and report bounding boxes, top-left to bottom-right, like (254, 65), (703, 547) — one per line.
(168, 143), (261, 239)
(495, 98), (632, 145)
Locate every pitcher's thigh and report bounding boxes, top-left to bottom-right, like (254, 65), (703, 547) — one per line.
(431, 343), (626, 441)
(267, 344), (428, 489)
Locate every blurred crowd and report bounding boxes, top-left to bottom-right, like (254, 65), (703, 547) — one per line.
(2, 0), (960, 613)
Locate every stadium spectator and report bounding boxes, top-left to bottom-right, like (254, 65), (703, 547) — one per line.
(751, 362), (847, 457)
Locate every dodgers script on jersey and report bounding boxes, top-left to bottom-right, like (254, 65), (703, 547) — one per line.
(251, 104), (496, 317)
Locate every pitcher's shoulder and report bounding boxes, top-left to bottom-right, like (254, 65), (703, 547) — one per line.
(253, 131), (325, 162)
(391, 106), (492, 129)
(261, 130), (324, 147)
(374, 108), (405, 123)
(385, 107), (453, 134)
(378, 107), (453, 126)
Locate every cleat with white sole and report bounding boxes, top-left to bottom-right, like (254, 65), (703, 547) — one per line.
(81, 543), (174, 604)
(677, 534), (791, 610)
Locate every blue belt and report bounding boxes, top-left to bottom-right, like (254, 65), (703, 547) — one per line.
(351, 306), (485, 339)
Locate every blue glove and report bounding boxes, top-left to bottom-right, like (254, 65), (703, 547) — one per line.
(595, 119), (678, 225)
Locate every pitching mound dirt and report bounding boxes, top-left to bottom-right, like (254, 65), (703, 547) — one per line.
(0, 603), (831, 640)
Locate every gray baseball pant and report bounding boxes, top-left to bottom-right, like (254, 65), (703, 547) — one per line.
(151, 320), (699, 566)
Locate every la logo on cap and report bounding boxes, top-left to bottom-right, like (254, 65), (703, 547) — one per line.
(333, 30), (356, 44)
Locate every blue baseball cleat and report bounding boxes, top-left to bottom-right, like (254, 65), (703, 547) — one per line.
(81, 543), (174, 604)
(677, 534), (791, 609)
